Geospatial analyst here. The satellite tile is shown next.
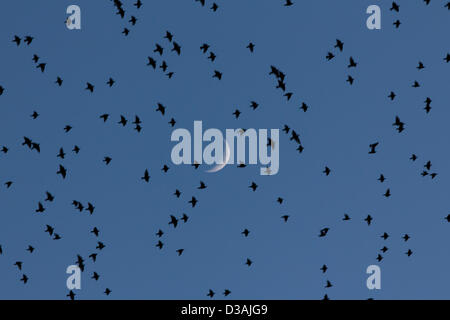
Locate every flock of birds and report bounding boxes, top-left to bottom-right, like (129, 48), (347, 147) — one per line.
(0, 0), (449, 300)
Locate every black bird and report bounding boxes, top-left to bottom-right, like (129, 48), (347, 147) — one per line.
(378, 174), (385, 183)
(200, 43), (209, 53)
(323, 167), (331, 176)
(20, 274), (28, 284)
(142, 169), (150, 182)
(160, 61), (168, 72)
(156, 240), (164, 249)
(424, 161), (432, 171)
(45, 225), (54, 236)
(198, 181), (207, 189)
(249, 182), (258, 191)
(104, 288), (112, 296)
(284, 0), (294, 6)
(213, 70), (222, 80)
(164, 31), (173, 42)
(26, 245), (34, 253)
(174, 189), (181, 198)
(35, 202), (45, 213)
(290, 130), (301, 144)
(300, 102), (309, 112)
(334, 39), (344, 52)
(348, 57), (357, 68)
(118, 115), (127, 126)
(134, 0), (142, 9)
(281, 215), (290, 222)
(154, 44), (164, 56)
(103, 157), (112, 165)
(156, 229), (164, 237)
(325, 280), (333, 288)
(365, 215), (373, 226)
(417, 61), (425, 70)
(247, 42), (255, 52)
(56, 77), (63, 86)
(445, 214), (450, 223)
(277, 197), (284, 204)
(326, 52), (335, 61)
(96, 242), (105, 250)
(129, 16), (137, 25)
(377, 254), (383, 262)
(343, 214), (351, 221)
(12, 35), (21, 46)
(181, 214), (189, 223)
(89, 253), (97, 262)
(390, 2), (400, 12)
(0, 86), (4, 96)
(86, 82), (94, 92)
(388, 91), (396, 100)
(381, 247), (388, 253)
(320, 265), (328, 273)
(162, 164), (169, 172)
(156, 103), (166, 115)
(410, 154), (417, 161)
(207, 289), (215, 298)
(319, 228), (329, 237)
(369, 142), (379, 154)
(57, 165), (67, 179)
(147, 57), (157, 69)
(208, 52), (216, 62)
(1, 146), (8, 153)
(86, 203), (95, 215)
(91, 227), (99, 237)
(444, 53), (450, 63)
(107, 78), (115, 87)
(412, 80), (420, 88)
(172, 42), (181, 55)
(403, 234), (410, 242)
(232, 109), (241, 119)
(242, 229), (250, 237)
(92, 272), (100, 281)
(384, 189), (391, 198)
(393, 20), (401, 28)
(189, 197), (198, 207)
(36, 63), (46, 72)
(14, 261), (23, 271)
(223, 289), (231, 296)
(64, 125), (72, 133)
(31, 111), (39, 119)
(5, 181), (12, 188)
(406, 249), (413, 257)
(32, 54), (39, 63)
(176, 249), (184, 256)
(346, 75), (354, 85)
(169, 215), (178, 228)
(245, 258), (253, 266)
(169, 118), (176, 127)
(100, 114), (109, 122)
(73, 145), (80, 154)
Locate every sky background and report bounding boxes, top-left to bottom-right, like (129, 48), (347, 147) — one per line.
(0, 0), (449, 300)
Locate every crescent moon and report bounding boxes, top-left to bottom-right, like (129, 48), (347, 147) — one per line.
(206, 139), (231, 173)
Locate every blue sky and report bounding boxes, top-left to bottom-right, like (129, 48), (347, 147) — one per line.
(0, 0), (449, 299)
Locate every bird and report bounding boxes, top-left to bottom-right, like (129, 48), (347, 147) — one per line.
(213, 70), (222, 80)
(346, 75), (354, 85)
(57, 165), (67, 179)
(181, 214), (189, 223)
(343, 214), (351, 221)
(12, 35), (21, 46)
(86, 82), (94, 92)
(365, 215), (373, 226)
(20, 274), (28, 284)
(92, 272), (100, 281)
(334, 39), (344, 51)
(326, 52), (335, 61)
(55, 77), (63, 86)
(198, 181), (207, 189)
(91, 227), (100, 237)
(281, 215), (290, 222)
(388, 91), (396, 100)
(26, 245), (35, 253)
(147, 57), (157, 69)
(156, 230), (164, 238)
(200, 43), (210, 53)
(129, 16), (137, 25)
(369, 142), (379, 154)
(103, 157), (112, 165)
(393, 20), (401, 28)
(242, 229), (250, 237)
(417, 61), (425, 70)
(403, 234), (410, 242)
(223, 289), (231, 296)
(383, 189), (391, 198)
(107, 78), (115, 87)
(189, 197), (198, 207)
(86, 203), (95, 215)
(96, 242), (105, 250)
(232, 109), (241, 119)
(390, 2), (400, 12)
(247, 42), (255, 52)
(36, 63), (46, 72)
(319, 228), (329, 237)
(320, 265), (328, 273)
(35, 202), (45, 213)
(207, 289), (215, 298)
(141, 170), (150, 182)
(176, 249), (184, 256)
(249, 182), (258, 191)
(104, 288), (112, 296)
(381, 232), (389, 240)
(208, 52), (216, 62)
(169, 215), (178, 228)
(172, 42), (181, 55)
(406, 249), (413, 257)
(325, 280), (333, 288)
(14, 261), (23, 271)
(348, 57), (357, 68)
(245, 258), (253, 266)
(378, 174), (386, 183)
(323, 167), (331, 176)
(156, 103), (166, 115)
(164, 31), (173, 42)
(67, 291), (75, 300)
